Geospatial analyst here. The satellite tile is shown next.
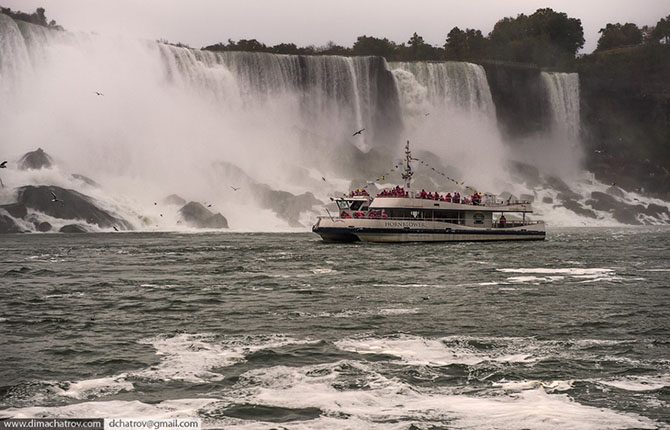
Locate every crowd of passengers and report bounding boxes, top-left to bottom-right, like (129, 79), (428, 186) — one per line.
(349, 189), (370, 197)
(376, 186), (483, 205)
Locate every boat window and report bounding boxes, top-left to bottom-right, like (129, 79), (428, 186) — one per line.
(473, 212), (485, 225)
(350, 201), (364, 211)
(336, 200), (350, 210)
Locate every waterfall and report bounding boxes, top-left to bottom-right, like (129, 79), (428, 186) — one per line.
(541, 72), (580, 142)
(388, 61), (504, 192)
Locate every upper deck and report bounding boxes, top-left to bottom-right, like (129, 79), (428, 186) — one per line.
(368, 196), (533, 213)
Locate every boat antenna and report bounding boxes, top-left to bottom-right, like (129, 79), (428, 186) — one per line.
(401, 140), (413, 189)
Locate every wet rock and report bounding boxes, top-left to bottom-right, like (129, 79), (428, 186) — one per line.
(59, 224), (88, 233)
(71, 174), (100, 188)
(561, 198), (598, 219)
(545, 176), (580, 200)
(0, 203), (27, 219)
(510, 161), (541, 186)
(586, 191), (644, 224)
(606, 185), (625, 198)
(18, 148), (53, 170)
(179, 202), (228, 229)
(519, 193), (535, 203)
(36, 221), (52, 232)
(644, 203), (669, 218)
(17, 185), (133, 229)
(542, 196), (553, 204)
(213, 161), (322, 227)
(0, 214), (22, 234)
(163, 194), (186, 206)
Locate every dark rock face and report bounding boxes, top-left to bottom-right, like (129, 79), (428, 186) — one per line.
(542, 196), (553, 204)
(578, 44), (670, 199)
(18, 148), (53, 170)
(482, 62), (550, 139)
(606, 186), (625, 198)
(59, 224), (88, 233)
(179, 202), (228, 229)
(16, 186), (132, 230)
(163, 194), (187, 206)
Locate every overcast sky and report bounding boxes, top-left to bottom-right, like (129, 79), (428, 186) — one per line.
(3, 0), (669, 53)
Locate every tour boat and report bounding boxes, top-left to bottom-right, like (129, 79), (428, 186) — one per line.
(312, 142), (545, 243)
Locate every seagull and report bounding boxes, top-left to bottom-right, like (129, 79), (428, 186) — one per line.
(113, 226), (119, 231)
(230, 186), (240, 191)
(0, 161), (7, 168)
(207, 204), (213, 208)
(50, 191), (61, 203)
(424, 113), (430, 116)
(321, 177), (326, 182)
(160, 214), (163, 217)
(352, 128), (365, 136)
(94, 91), (104, 96)
(154, 202), (157, 205)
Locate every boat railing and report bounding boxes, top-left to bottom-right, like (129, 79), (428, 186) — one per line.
(317, 215), (542, 227)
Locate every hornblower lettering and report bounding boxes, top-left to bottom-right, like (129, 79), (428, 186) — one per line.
(384, 221), (424, 228)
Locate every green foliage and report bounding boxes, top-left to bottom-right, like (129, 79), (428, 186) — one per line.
(488, 8), (584, 67)
(444, 27), (488, 61)
(0, 6), (62, 29)
(596, 23), (643, 51)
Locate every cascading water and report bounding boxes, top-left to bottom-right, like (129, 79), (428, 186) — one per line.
(541, 72), (580, 143)
(389, 61), (506, 193)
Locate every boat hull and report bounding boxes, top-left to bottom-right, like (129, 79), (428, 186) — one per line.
(312, 219), (545, 243)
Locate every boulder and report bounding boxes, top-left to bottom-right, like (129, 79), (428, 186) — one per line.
(545, 176), (580, 200)
(163, 194), (186, 206)
(519, 193), (535, 203)
(0, 214), (21, 234)
(18, 148), (53, 170)
(179, 202), (228, 229)
(542, 196), (553, 204)
(36, 222), (52, 232)
(59, 224), (88, 233)
(16, 185), (133, 229)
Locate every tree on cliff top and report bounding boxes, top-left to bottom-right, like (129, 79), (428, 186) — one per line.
(488, 8), (584, 67)
(0, 6), (62, 29)
(444, 27), (488, 61)
(596, 23), (643, 51)
(352, 35), (400, 59)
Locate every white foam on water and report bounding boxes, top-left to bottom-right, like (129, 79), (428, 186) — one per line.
(0, 398), (218, 419)
(310, 268), (337, 275)
(134, 333), (315, 383)
(60, 374), (133, 399)
(335, 335), (536, 367)
(506, 275), (565, 284)
(599, 374), (670, 392)
(378, 308), (420, 316)
(216, 361), (658, 430)
(495, 379), (575, 393)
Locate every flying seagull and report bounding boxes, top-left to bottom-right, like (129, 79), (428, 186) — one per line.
(424, 113), (430, 116)
(321, 177), (326, 182)
(207, 204), (213, 208)
(50, 191), (62, 203)
(113, 226), (119, 231)
(352, 128), (365, 136)
(94, 91), (104, 96)
(154, 202), (157, 205)
(0, 161), (7, 168)
(230, 186), (240, 191)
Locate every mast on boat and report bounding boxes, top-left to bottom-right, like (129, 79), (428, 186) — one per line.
(401, 140), (413, 190)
